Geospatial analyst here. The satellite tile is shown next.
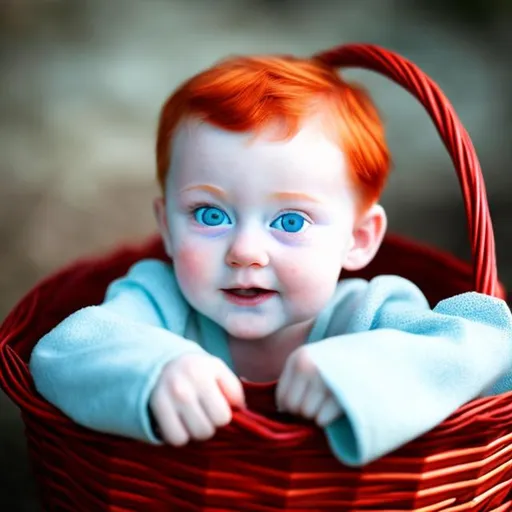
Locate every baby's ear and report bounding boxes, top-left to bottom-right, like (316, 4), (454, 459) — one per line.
(343, 204), (387, 271)
(153, 197), (173, 258)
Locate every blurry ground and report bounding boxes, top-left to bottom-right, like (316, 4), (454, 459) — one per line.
(0, 0), (510, 510)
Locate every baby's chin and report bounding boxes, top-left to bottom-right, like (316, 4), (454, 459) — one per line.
(222, 320), (277, 342)
(225, 328), (273, 342)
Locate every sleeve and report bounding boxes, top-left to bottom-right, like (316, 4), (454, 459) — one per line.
(306, 276), (512, 467)
(29, 259), (206, 443)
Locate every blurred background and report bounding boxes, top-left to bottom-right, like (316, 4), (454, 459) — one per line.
(0, 0), (510, 509)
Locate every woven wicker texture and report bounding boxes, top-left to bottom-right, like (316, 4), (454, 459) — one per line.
(1, 44), (512, 511)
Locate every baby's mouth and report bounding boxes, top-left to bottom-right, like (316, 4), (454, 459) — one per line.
(228, 288), (268, 297)
(221, 288), (277, 305)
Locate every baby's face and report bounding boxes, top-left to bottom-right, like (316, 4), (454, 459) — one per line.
(161, 118), (359, 341)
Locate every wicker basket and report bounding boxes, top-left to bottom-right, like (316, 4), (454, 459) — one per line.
(1, 44), (512, 511)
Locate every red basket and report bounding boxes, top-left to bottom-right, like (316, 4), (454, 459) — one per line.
(1, 44), (512, 511)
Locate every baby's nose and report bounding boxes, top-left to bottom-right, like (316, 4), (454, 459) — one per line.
(225, 231), (270, 268)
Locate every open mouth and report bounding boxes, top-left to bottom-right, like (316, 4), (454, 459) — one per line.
(222, 288), (277, 306)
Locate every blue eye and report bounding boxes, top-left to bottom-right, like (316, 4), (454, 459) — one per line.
(194, 206), (231, 226)
(271, 212), (308, 233)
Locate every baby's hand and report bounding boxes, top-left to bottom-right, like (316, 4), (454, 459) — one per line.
(149, 352), (246, 446)
(276, 346), (343, 427)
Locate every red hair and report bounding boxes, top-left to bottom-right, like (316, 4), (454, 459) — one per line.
(156, 55), (391, 211)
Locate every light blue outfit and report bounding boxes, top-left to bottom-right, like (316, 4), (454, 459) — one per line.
(29, 259), (512, 467)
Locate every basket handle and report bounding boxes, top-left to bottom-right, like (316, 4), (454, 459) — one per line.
(314, 43), (500, 297)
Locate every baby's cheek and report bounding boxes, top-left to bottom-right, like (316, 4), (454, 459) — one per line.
(174, 245), (212, 292)
(280, 262), (318, 299)
(281, 257), (339, 310)
(279, 263), (302, 284)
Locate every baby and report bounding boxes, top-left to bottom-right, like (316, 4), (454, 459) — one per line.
(30, 54), (512, 467)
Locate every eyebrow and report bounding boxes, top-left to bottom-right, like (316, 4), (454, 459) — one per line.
(180, 185), (322, 204)
(180, 184), (228, 199)
(269, 191), (323, 204)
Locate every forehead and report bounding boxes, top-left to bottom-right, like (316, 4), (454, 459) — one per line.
(167, 118), (350, 193)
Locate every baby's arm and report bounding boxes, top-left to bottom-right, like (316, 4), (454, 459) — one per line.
(306, 277), (512, 466)
(29, 259), (207, 442)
